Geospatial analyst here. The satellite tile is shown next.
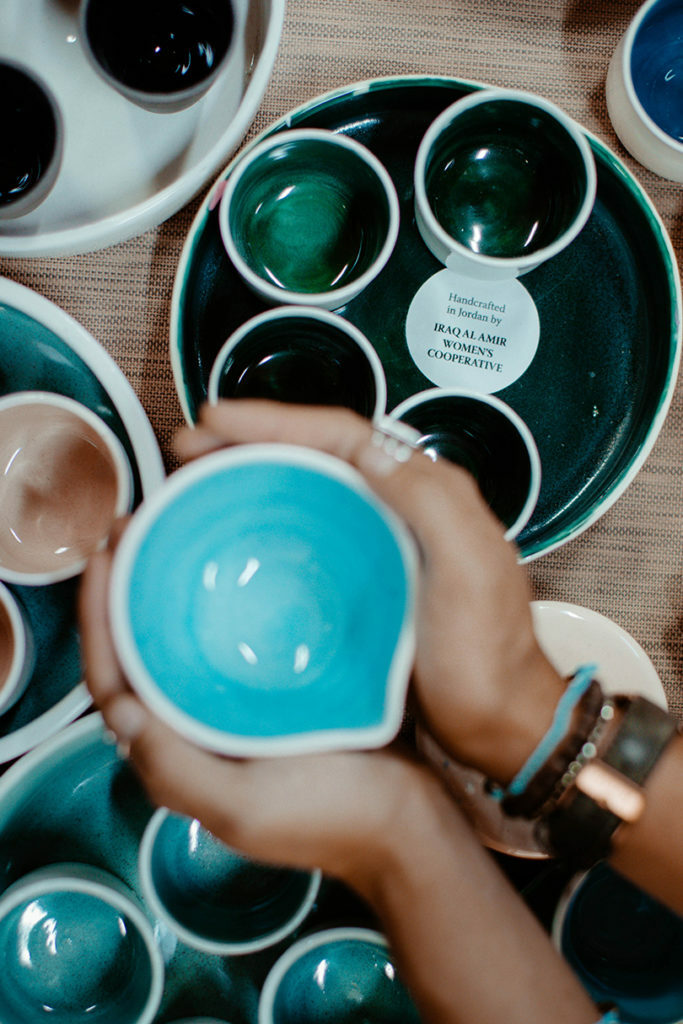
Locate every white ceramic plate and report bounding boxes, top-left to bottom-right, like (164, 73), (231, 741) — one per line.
(0, 0), (284, 256)
(418, 601), (667, 859)
(0, 277), (165, 764)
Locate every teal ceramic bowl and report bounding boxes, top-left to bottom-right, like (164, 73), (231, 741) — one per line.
(110, 443), (417, 756)
(553, 862), (683, 1024)
(258, 927), (421, 1024)
(139, 808), (321, 955)
(0, 277), (163, 765)
(0, 862), (164, 1024)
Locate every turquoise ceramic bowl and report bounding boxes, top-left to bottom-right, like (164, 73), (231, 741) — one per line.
(110, 444), (417, 756)
(139, 808), (321, 954)
(0, 862), (164, 1024)
(258, 927), (421, 1024)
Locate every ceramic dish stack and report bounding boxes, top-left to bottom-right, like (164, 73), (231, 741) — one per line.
(0, 278), (164, 766)
(171, 75), (682, 562)
(0, 0), (284, 256)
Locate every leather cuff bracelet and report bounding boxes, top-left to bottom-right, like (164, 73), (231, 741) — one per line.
(536, 695), (679, 868)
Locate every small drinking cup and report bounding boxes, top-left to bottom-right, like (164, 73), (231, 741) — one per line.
(389, 387), (541, 540)
(219, 128), (400, 309)
(138, 808), (321, 955)
(0, 862), (164, 1024)
(414, 88), (597, 280)
(79, 0), (237, 113)
(0, 391), (133, 586)
(258, 927), (421, 1024)
(0, 61), (63, 219)
(553, 861), (683, 1024)
(0, 583), (34, 716)
(606, 0), (683, 181)
(207, 306), (387, 419)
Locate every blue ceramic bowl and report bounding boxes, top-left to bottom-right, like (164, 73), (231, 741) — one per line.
(110, 444), (417, 756)
(554, 862), (683, 1024)
(139, 809), (321, 954)
(0, 862), (164, 1024)
(258, 927), (421, 1024)
(629, 0), (683, 145)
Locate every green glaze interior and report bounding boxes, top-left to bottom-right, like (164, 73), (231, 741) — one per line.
(173, 77), (680, 560)
(424, 99), (588, 258)
(228, 136), (391, 294)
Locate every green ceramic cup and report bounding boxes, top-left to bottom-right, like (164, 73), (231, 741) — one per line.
(414, 87), (597, 281)
(219, 128), (400, 310)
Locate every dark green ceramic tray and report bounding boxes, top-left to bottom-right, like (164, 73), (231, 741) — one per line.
(0, 278), (165, 766)
(171, 76), (681, 561)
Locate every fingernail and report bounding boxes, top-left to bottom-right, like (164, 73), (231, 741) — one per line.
(106, 695), (147, 744)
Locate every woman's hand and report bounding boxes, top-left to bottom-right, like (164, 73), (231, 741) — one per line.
(79, 539), (433, 892)
(174, 400), (564, 783)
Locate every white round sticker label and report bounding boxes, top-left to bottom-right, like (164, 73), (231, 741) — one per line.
(405, 269), (540, 393)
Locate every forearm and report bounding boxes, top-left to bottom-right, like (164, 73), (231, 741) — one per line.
(609, 732), (683, 915)
(354, 768), (599, 1024)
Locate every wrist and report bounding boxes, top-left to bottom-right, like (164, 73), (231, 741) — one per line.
(469, 648), (567, 785)
(352, 762), (466, 907)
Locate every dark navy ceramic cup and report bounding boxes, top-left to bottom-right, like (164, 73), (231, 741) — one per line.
(606, 0), (683, 181)
(207, 306), (387, 420)
(554, 862), (683, 1024)
(80, 0), (235, 112)
(390, 387), (541, 541)
(0, 61), (63, 219)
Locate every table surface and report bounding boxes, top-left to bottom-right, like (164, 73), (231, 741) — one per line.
(3, 0), (683, 716)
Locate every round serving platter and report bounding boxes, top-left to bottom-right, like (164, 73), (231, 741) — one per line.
(170, 75), (682, 562)
(0, 713), (375, 1022)
(0, 0), (284, 257)
(0, 277), (165, 765)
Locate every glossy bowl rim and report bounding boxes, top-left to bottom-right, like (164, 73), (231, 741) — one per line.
(138, 806), (322, 955)
(206, 304), (388, 420)
(109, 442), (418, 756)
(218, 127), (401, 309)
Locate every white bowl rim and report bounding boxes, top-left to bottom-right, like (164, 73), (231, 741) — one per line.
(138, 806), (322, 955)
(110, 442), (418, 757)
(258, 926), (391, 1024)
(206, 304), (388, 420)
(0, 390), (134, 586)
(413, 86), (598, 274)
(0, 860), (165, 1024)
(389, 385), (542, 543)
(0, 582), (31, 714)
(218, 127), (401, 309)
